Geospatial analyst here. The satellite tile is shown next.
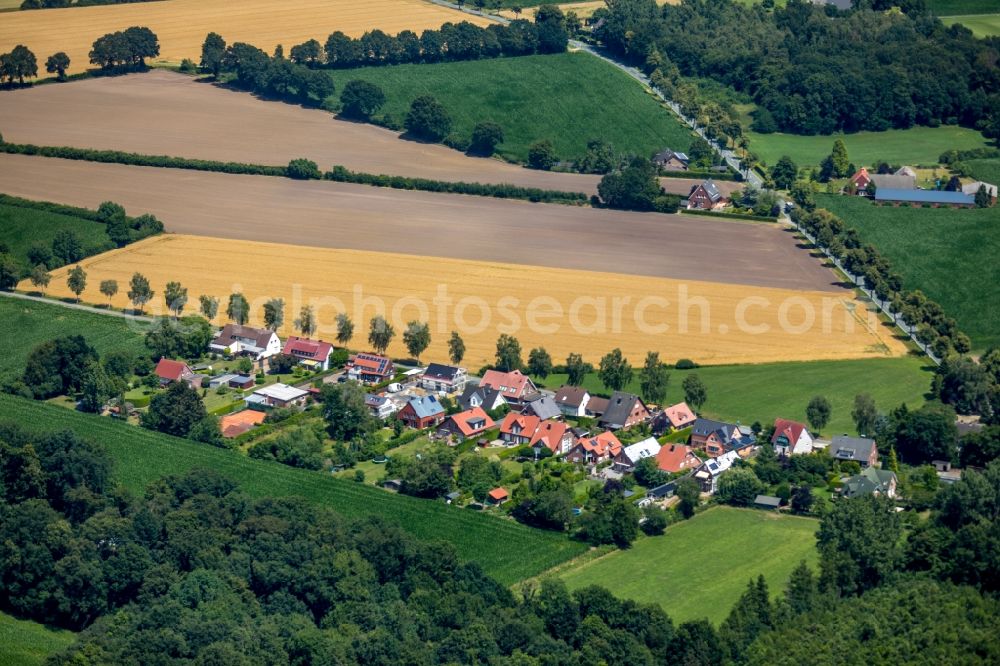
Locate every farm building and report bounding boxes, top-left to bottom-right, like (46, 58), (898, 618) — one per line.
(874, 189), (975, 208)
(209, 324), (282, 360)
(962, 181), (997, 203)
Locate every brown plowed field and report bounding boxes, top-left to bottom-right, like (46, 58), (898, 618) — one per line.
(0, 71), (602, 194)
(0, 0), (486, 75)
(0, 153), (838, 292)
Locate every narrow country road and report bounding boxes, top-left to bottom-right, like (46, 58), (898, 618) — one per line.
(0, 290), (155, 322)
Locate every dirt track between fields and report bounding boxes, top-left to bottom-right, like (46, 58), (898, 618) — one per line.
(0, 71), (604, 193)
(0, 153), (839, 292)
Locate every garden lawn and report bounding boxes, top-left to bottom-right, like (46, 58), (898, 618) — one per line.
(560, 506), (819, 624)
(328, 52), (693, 163)
(533, 356), (932, 436)
(967, 158), (1000, 185)
(747, 125), (990, 169)
(0, 202), (112, 271)
(0, 611), (75, 666)
(0, 394), (586, 585)
(0, 297), (149, 384)
(942, 14), (1000, 37)
(817, 194), (1000, 351)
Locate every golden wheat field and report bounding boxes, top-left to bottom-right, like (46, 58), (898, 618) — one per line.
(0, 0), (487, 76)
(30, 235), (907, 367)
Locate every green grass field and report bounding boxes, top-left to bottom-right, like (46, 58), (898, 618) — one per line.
(329, 52), (693, 163)
(927, 0), (998, 15)
(747, 125), (990, 169)
(0, 611), (75, 666)
(817, 194), (1000, 351)
(0, 203), (112, 271)
(943, 14), (1000, 37)
(0, 394), (586, 585)
(0, 297), (150, 384)
(967, 158), (1000, 185)
(535, 356), (931, 436)
(560, 506), (819, 624)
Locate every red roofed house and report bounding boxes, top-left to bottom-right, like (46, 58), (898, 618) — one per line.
(850, 167), (871, 192)
(219, 409), (266, 438)
(438, 406), (494, 442)
(771, 418), (815, 457)
(656, 444), (702, 474)
(155, 358), (202, 388)
(479, 369), (538, 406)
(499, 412), (541, 446)
(346, 353), (395, 384)
(653, 402), (697, 434)
(565, 431), (623, 465)
(488, 487), (509, 505)
(530, 420), (574, 455)
(281, 336), (334, 371)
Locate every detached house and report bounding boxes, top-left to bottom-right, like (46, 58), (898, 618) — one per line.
(499, 413), (541, 446)
(686, 180), (727, 210)
(281, 336), (334, 371)
(613, 437), (661, 472)
(656, 444), (701, 474)
(831, 435), (879, 468)
(479, 369), (539, 406)
(840, 467), (897, 499)
(245, 383), (310, 409)
(554, 386), (590, 417)
(498, 414), (574, 454)
(398, 395), (446, 429)
(154, 358), (202, 388)
(457, 384), (506, 412)
(771, 418), (815, 457)
(598, 392), (650, 431)
(653, 148), (690, 171)
(565, 431), (623, 465)
(420, 363), (468, 394)
(365, 393), (399, 420)
(652, 402), (697, 434)
(690, 418), (755, 458)
(693, 450), (739, 494)
(520, 394), (561, 421)
(438, 407), (494, 442)
(210, 324), (282, 360)
(346, 353), (394, 384)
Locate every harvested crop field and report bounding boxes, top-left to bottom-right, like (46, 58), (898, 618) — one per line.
(0, 70), (601, 193)
(32, 235), (905, 367)
(0, 153), (836, 292)
(0, 0), (485, 76)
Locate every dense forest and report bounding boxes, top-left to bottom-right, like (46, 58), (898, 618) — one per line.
(594, 0), (1000, 138)
(2, 420), (1000, 664)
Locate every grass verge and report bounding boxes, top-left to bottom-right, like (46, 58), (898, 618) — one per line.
(0, 611), (75, 666)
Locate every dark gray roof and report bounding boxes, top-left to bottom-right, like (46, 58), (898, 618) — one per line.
(423, 363), (462, 382)
(647, 481), (678, 498)
(698, 180), (723, 202)
(522, 395), (561, 421)
(754, 494), (782, 508)
(653, 149), (689, 164)
(875, 188), (975, 205)
(841, 468), (896, 498)
(458, 384), (505, 411)
(870, 174), (915, 190)
(554, 385), (589, 408)
(831, 435), (877, 462)
(598, 392), (646, 427)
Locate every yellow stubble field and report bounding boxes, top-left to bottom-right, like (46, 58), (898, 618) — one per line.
(33, 235), (907, 367)
(0, 0), (488, 76)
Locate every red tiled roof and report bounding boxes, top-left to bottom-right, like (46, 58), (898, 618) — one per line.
(445, 407), (494, 438)
(663, 402), (697, 428)
(656, 444), (700, 473)
(851, 167), (869, 185)
(500, 412), (541, 437)
(530, 420), (570, 453)
(772, 418), (808, 445)
(480, 369), (536, 399)
(350, 353), (393, 376)
(488, 487), (508, 501)
(576, 431), (622, 457)
(282, 336), (333, 361)
(155, 358), (190, 382)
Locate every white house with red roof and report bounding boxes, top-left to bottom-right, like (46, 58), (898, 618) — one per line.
(154, 358), (202, 388)
(498, 413), (573, 454)
(479, 369), (538, 405)
(281, 336), (334, 371)
(656, 444), (701, 474)
(499, 412), (541, 446)
(771, 418), (815, 457)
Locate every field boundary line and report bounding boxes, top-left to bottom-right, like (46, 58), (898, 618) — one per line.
(0, 289), (155, 322)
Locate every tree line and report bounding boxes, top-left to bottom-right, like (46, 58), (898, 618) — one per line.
(594, 0), (1000, 141)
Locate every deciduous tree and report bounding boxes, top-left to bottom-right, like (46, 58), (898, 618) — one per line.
(127, 272), (153, 314)
(66, 265), (87, 302)
(226, 292), (249, 325)
(448, 331), (465, 364)
(402, 320), (431, 361)
(495, 334), (522, 372)
(368, 315), (395, 354)
(598, 348), (633, 392)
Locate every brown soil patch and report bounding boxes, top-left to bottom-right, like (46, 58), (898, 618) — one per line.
(0, 153), (839, 293)
(0, 0), (486, 75)
(0, 70), (602, 194)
